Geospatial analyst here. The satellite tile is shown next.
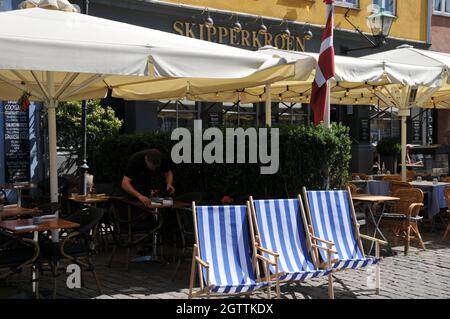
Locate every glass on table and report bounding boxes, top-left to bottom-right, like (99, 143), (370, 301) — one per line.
(432, 178), (439, 185)
(416, 176), (422, 182)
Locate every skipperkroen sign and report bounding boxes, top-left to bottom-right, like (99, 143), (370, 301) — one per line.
(172, 20), (306, 51)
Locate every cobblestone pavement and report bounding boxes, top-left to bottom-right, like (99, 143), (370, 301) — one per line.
(1, 231), (450, 299)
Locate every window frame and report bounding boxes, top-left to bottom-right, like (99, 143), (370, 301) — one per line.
(434, 0), (450, 17)
(334, 0), (360, 9)
(372, 0), (397, 16)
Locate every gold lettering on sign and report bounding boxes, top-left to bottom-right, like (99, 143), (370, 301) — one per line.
(252, 31), (262, 48)
(173, 21), (184, 36)
(199, 23), (205, 40)
(274, 34), (284, 49)
(172, 21), (305, 52)
(230, 29), (239, 45)
(241, 30), (251, 47)
(207, 26), (217, 42)
(285, 37), (293, 50)
(185, 22), (196, 39)
(264, 33), (273, 47)
(218, 27), (229, 43)
(296, 37), (305, 52)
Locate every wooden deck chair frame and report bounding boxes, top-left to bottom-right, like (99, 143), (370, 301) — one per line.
(249, 196), (337, 299)
(301, 187), (388, 295)
(443, 187), (450, 240)
(188, 201), (278, 299)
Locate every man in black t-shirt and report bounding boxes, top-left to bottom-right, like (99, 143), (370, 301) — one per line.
(121, 149), (175, 207)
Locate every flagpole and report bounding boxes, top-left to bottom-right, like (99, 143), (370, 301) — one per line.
(324, 80), (331, 130)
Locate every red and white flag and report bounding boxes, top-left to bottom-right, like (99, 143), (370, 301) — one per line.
(311, 0), (335, 125)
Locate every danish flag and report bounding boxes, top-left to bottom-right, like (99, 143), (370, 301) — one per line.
(311, 0), (335, 125)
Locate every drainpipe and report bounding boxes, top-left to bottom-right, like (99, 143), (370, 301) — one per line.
(427, 0), (432, 45)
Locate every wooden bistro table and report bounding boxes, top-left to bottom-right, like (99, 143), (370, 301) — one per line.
(0, 205), (41, 221)
(352, 195), (400, 255)
(0, 217), (80, 298)
(0, 182), (37, 208)
(116, 198), (190, 266)
(67, 194), (110, 214)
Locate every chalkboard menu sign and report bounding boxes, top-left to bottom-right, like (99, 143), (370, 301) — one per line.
(3, 101), (30, 183)
(359, 119), (370, 142)
(208, 112), (222, 127)
(412, 120), (422, 144)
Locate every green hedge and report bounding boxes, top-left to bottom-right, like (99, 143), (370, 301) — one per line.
(94, 123), (351, 203)
(376, 137), (401, 155)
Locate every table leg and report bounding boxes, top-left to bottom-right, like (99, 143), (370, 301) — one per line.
(17, 188), (22, 208)
(131, 209), (165, 263)
(32, 231), (39, 299)
(369, 203), (392, 255)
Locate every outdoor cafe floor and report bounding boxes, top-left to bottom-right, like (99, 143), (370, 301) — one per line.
(1, 230), (450, 299)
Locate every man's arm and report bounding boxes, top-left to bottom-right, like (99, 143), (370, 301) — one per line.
(165, 170), (175, 194)
(121, 176), (152, 207)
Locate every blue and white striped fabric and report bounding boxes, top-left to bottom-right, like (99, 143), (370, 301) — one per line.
(252, 199), (331, 282)
(306, 191), (379, 270)
(196, 205), (268, 294)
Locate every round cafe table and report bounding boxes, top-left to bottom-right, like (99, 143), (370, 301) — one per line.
(352, 195), (400, 255)
(0, 182), (37, 208)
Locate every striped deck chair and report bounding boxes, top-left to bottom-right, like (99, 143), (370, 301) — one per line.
(189, 202), (276, 298)
(250, 197), (336, 299)
(302, 187), (387, 294)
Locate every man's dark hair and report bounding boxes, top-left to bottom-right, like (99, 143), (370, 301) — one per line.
(145, 149), (163, 167)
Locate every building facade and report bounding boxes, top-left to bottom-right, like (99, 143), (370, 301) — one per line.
(69, 0), (431, 174)
(430, 0), (450, 146)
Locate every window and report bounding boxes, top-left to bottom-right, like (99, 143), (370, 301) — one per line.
(373, 0), (396, 15)
(434, 0), (450, 15)
(0, 0), (12, 11)
(335, 0), (359, 9)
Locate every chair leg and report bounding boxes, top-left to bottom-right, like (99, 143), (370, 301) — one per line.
(412, 224), (426, 250)
(51, 264), (58, 299)
(89, 257), (102, 294)
(108, 245), (117, 268)
(443, 224), (450, 241)
(328, 272), (334, 299)
(375, 242), (381, 295)
(126, 246), (130, 271)
(188, 249), (196, 299)
(404, 226), (411, 256)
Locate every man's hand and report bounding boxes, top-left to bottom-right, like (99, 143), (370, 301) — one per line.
(167, 184), (175, 195)
(137, 194), (152, 207)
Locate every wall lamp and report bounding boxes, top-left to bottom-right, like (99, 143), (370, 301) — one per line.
(343, 7), (396, 53)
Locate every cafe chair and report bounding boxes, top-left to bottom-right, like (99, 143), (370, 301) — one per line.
(389, 181), (412, 197)
(351, 173), (369, 181)
(382, 175), (402, 182)
(44, 207), (104, 298)
(302, 188), (387, 295)
(107, 198), (162, 270)
(189, 203), (275, 299)
(0, 230), (40, 286)
(249, 197), (335, 298)
(171, 192), (203, 280)
(348, 183), (365, 196)
(406, 170), (415, 182)
(381, 188), (425, 255)
(443, 187), (450, 240)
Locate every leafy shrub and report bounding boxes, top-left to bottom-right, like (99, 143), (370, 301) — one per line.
(376, 137), (401, 155)
(94, 123), (351, 203)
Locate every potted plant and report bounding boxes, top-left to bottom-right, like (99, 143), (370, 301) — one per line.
(376, 137), (401, 173)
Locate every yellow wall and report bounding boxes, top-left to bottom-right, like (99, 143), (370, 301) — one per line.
(164, 0), (428, 42)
